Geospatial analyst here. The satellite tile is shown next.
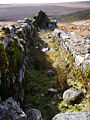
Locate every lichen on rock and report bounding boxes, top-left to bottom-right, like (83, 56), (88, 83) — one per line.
(0, 97), (27, 120)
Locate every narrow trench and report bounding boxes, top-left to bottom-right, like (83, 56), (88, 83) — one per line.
(24, 30), (69, 120)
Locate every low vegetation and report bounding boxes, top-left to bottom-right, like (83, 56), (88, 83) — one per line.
(52, 9), (90, 22)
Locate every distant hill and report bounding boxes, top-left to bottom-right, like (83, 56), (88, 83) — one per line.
(0, 1), (90, 22)
(51, 9), (90, 22)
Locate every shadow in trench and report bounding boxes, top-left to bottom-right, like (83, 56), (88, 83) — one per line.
(24, 31), (69, 120)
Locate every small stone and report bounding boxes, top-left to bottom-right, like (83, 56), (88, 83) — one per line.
(25, 108), (42, 120)
(48, 88), (57, 95)
(64, 104), (68, 108)
(63, 87), (83, 102)
(41, 47), (48, 52)
(75, 55), (84, 66)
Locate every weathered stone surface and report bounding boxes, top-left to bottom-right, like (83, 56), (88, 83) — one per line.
(53, 28), (90, 71)
(9, 26), (15, 38)
(63, 87), (83, 102)
(0, 97), (27, 120)
(52, 112), (90, 120)
(25, 108), (42, 120)
(0, 16), (38, 103)
(75, 55), (84, 66)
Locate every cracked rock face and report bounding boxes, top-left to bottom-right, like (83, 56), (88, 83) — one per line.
(52, 112), (90, 120)
(0, 97), (27, 120)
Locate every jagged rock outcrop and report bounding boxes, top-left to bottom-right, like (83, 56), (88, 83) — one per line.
(0, 17), (43, 119)
(0, 17), (41, 103)
(0, 97), (27, 120)
(0, 25), (25, 102)
(33, 10), (56, 30)
(52, 112), (90, 120)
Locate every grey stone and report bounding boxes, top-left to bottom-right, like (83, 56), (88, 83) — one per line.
(41, 47), (48, 52)
(61, 33), (70, 40)
(52, 29), (62, 37)
(9, 26), (15, 37)
(52, 112), (90, 120)
(17, 28), (24, 36)
(54, 28), (90, 72)
(25, 108), (42, 120)
(0, 97), (27, 120)
(75, 55), (84, 66)
(18, 69), (24, 84)
(24, 18), (30, 23)
(2, 35), (8, 50)
(63, 87), (83, 102)
(17, 20), (24, 23)
(48, 88), (57, 95)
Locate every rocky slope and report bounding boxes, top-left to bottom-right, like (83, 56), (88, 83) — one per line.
(0, 11), (90, 120)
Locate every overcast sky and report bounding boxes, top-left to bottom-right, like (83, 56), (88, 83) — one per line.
(0, 0), (89, 4)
